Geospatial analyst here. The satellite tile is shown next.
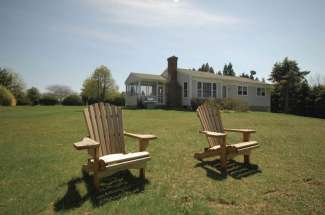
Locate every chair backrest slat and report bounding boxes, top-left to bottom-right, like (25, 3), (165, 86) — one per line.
(94, 103), (108, 155)
(99, 103), (112, 154)
(83, 108), (94, 139)
(84, 103), (125, 157)
(106, 105), (118, 153)
(117, 107), (125, 153)
(88, 105), (102, 155)
(197, 103), (224, 147)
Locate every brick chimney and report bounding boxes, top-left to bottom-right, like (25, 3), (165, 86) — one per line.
(166, 56), (182, 107)
(167, 56), (178, 81)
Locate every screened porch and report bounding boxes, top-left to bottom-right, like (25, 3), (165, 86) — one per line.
(125, 79), (166, 107)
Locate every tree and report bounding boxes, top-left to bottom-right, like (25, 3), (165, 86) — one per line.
(27, 87), (41, 105)
(208, 67), (214, 74)
(0, 68), (13, 87)
(198, 63), (215, 74)
(46, 85), (73, 102)
(269, 57), (310, 113)
(217, 70), (222, 75)
(222, 63), (235, 76)
(0, 85), (15, 106)
(249, 70), (256, 80)
(0, 67), (26, 103)
(81, 65), (118, 104)
(240, 73), (250, 78)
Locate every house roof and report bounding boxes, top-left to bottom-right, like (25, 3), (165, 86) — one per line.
(161, 68), (269, 85)
(125, 72), (167, 84)
(126, 69), (269, 85)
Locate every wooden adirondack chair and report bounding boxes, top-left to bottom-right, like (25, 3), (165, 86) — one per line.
(73, 103), (157, 190)
(194, 103), (259, 172)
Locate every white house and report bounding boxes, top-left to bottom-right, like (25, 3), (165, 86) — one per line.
(125, 56), (271, 111)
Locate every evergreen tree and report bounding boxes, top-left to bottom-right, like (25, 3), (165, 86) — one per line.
(269, 57), (310, 113)
(198, 63), (215, 73)
(208, 67), (214, 74)
(249, 70), (256, 80)
(240, 73), (249, 78)
(222, 63), (235, 76)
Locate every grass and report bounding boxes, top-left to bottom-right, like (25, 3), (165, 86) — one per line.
(0, 106), (324, 214)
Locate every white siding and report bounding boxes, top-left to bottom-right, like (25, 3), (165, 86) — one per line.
(179, 76), (270, 110)
(177, 72), (191, 106)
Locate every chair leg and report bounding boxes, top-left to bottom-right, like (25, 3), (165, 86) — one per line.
(244, 154), (250, 165)
(93, 173), (100, 191)
(220, 154), (227, 173)
(139, 168), (145, 179)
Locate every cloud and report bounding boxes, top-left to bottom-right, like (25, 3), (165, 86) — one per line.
(84, 0), (242, 28)
(50, 24), (133, 46)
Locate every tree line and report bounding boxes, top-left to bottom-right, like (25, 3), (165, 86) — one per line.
(195, 62), (254, 78)
(269, 57), (325, 118)
(1, 58), (324, 118)
(0, 65), (124, 106)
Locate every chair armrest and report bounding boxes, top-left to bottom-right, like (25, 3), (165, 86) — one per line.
(73, 137), (100, 150)
(124, 131), (157, 140)
(224, 128), (256, 133)
(200, 130), (227, 138)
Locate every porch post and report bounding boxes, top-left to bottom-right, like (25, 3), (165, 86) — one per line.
(156, 81), (159, 103)
(137, 81), (141, 100)
(189, 77), (192, 101)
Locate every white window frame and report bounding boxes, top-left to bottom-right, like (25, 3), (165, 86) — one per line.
(256, 87), (266, 96)
(197, 82), (202, 98)
(203, 82), (212, 98)
(212, 83), (217, 98)
(238, 85), (248, 96)
(183, 82), (188, 98)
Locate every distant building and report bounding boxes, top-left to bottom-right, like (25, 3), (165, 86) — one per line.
(125, 56), (271, 111)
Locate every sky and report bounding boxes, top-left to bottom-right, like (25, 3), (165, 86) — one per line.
(0, 0), (324, 92)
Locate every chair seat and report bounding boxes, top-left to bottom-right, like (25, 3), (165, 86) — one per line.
(232, 141), (258, 149)
(208, 141), (259, 152)
(99, 151), (150, 166)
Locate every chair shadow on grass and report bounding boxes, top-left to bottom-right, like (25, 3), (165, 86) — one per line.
(54, 170), (148, 212)
(195, 159), (262, 180)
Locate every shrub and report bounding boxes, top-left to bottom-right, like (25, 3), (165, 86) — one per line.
(62, 94), (82, 106)
(204, 98), (223, 110)
(16, 92), (31, 105)
(191, 97), (249, 112)
(0, 85), (15, 106)
(26, 87), (41, 105)
(39, 94), (58, 105)
(190, 98), (205, 110)
(105, 93), (125, 106)
(222, 98), (249, 112)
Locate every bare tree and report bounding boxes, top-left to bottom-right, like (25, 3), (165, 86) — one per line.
(46, 85), (73, 102)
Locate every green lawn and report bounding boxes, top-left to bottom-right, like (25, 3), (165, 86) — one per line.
(0, 106), (324, 214)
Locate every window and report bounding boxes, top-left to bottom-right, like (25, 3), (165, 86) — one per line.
(238, 86), (242, 95)
(140, 85), (152, 96)
(203, 83), (212, 98)
(183, 82), (188, 97)
(243, 86), (247, 95)
(212, 83), (217, 98)
(257, 87), (265, 96)
(197, 82), (202, 97)
(238, 86), (248, 96)
(126, 84), (136, 96)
